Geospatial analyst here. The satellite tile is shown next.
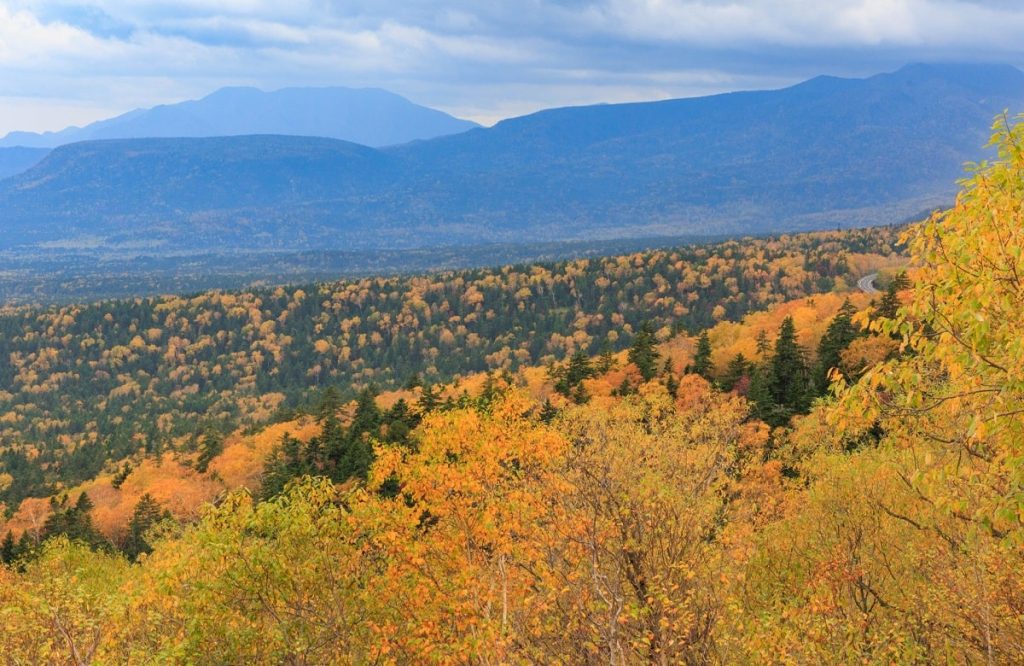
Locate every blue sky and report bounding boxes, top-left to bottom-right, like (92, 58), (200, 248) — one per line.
(1, 0), (1024, 133)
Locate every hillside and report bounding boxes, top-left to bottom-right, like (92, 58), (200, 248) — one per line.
(0, 86), (478, 151)
(0, 227), (902, 512)
(1, 113), (1023, 662)
(1, 63), (1021, 254)
(0, 147), (49, 180)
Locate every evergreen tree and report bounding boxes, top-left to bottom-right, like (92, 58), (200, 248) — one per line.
(571, 381), (591, 405)
(628, 322), (661, 382)
(1, 530), (15, 565)
(664, 359), (680, 398)
(261, 433), (307, 499)
(195, 428), (224, 473)
(755, 330), (771, 358)
(123, 493), (169, 561)
(316, 386), (343, 421)
(538, 399), (558, 424)
(877, 281), (901, 321)
(479, 373), (500, 409)
(41, 492), (107, 550)
(596, 339), (617, 373)
(890, 270), (911, 291)
(815, 299), (859, 394)
(767, 316), (811, 424)
(721, 353), (751, 392)
(419, 384), (442, 413)
(690, 331), (714, 380)
(111, 462), (132, 490)
(747, 364), (777, 425)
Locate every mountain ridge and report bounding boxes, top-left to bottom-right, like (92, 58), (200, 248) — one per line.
(0, 86), (479, 150)
(1, 63), (1022, 254)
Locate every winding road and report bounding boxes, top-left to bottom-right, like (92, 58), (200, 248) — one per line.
(857, 272), (880, 295)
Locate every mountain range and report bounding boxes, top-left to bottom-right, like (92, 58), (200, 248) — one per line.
(1, 63), (1022, 255)
(0, 86), (477, 151)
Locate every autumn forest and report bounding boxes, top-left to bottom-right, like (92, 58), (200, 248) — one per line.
(0, 113), (1023, 664)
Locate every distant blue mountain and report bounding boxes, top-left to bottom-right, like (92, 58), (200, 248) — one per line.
(0, 147), (50, 179)
(1, 63), (1022, 253)
(0, 86), (478, 150)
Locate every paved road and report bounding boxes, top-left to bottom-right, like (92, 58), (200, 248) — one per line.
(858, 272), (880, 295)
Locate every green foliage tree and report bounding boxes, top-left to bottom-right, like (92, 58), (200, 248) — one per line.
(123, 494), (170, 561)
(814, 299), (859, 393)
(628, 322), (661, 381)
(690, 330), (714, 380)
(766, 317), (811, 425)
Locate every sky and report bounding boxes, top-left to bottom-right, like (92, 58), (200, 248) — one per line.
(1, 0), (1023, 133)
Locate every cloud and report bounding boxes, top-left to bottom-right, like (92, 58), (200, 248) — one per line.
(0, 0), (1022, 133)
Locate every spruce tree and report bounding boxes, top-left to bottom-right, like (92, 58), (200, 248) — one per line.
(768, 316), (811, 423)
(691, 331), (714, 380)
(123, 493), (169, 560)
(755, 330), (771, 358)
(1, 530), (15, 565)
(419, 384), (442, 413)
(195, 428), (223, 473)
(815, 299), (859, 394)
(539, 399), (558, 424)
(876, 281), (901, 321)
(596, 339), (616, 373)
(628, 322), (661, 382)
(721, 353), (751, 392)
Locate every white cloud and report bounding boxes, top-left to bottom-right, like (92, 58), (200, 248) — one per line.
(0, 0), (1022, 134)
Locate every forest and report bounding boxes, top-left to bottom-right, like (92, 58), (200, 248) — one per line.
(1, 115), (1021, 663)
(0, 227), (901, 512)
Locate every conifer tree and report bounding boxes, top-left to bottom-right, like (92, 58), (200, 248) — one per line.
(419, 384), (442, 413)
(596, 339), (617, 373)
(628, 322), (660, 381)
(0, 530), (14, 565)
(814, 299), (859, 394)
(691, 330), (714, 380)
(755, 329), (771, 358)
(123, 493), (169, 560)
(721, 353), (751, 392)
(538, 399), (558, 424)
(767, 316), (811, 423)
(195, 428), (224, 474)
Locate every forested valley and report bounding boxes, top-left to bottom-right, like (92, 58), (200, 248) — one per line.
(0, 117), (1022, 664)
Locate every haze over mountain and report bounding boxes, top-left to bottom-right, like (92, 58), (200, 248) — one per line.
(0, 86), (478, 150)
(1, 63), (1022, 255)
(0, 147), (50, 180)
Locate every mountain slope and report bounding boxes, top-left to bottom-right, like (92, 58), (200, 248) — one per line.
(0, 86), (478, 150)
(1, 63), (1021, 253)
(0, 147), (50, 180)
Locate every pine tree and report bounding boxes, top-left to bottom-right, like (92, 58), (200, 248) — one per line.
(628, 322), (661, 382)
